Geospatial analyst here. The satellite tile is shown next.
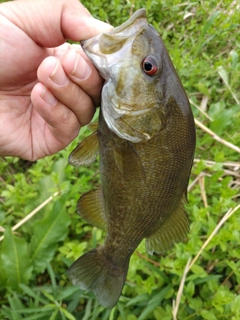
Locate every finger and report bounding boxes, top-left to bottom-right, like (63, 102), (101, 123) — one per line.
(61, 45), (103, 105)
(31, 82), (81, 146)
(37, 56), (96, 126)
(62, 15), (113, 41)
(1, 0), (112, 47)
(53, 43), (71, 61)
(61, 0), (113, 40)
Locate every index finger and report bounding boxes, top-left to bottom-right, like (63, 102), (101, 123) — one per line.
(61, 45), (103, 106)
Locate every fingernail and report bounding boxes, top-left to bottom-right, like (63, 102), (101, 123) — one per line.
(70, 50), (91, 80)
(50, 58), (68, 85)
(54, 43), (71, 60)
(41, 86), (57, 106)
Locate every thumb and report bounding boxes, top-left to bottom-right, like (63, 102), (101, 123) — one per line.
(0, 0), (111, 48)
(62, 1), (112, 41)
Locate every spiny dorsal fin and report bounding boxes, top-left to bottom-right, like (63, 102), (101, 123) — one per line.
(113, 142), (145, 180)
(146, 196), (189, 254)
(77, 188), (106, 230)
(68, 131), (99, 167)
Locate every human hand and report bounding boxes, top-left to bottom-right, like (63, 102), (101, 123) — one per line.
(0, 0), (111, 161)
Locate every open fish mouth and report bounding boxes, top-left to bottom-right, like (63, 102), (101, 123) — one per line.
(81, 9), (147, 53)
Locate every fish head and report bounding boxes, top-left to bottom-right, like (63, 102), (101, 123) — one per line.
(81, 9), (178, 142)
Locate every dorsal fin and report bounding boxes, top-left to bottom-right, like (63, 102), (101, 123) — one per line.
(146, 196), (189, 254)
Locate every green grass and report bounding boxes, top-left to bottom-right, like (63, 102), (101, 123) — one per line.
(0, 0), (240, 319)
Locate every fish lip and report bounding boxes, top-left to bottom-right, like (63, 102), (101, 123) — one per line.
(81, 8), (148, 56)
(107, 8), (147, 35)
(81, 9), (147, 47)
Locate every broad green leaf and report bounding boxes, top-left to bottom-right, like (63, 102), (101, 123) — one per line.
(82, 298), (93, 320)
(19, 313), (53, 320)
(42, 303), (58, 311)
(153, 306), (170, 320)
(0, 253), (7, 289)
(192, 274), (222, 285)
(141, 260), (170, 283)
(30, 195), (70, 273)
(61, 308), (76, 320)
(217, 66), (229, 85)
(196, 83), (210, 96)
(185, 281), (195, 297)
(56, 286), (80, 301)
(11, 307), (53, 314)
(126, 316), (138, 320)
(191, 264), (207, 276)
(194, 11), (221, 55)
(1, 305), (19, 320)
(49, 309), (59, 320)
(47, 263), (57, 297)
(42, 290), (55, 302)
(201, 310), (218, 320)
(115, 302), (126, 320)
(1, 227), (32, 290)
(212, 286), (235, 308)
(201, 11), (221, 37)
(138, 285), (172, 320)
(4, 292), (26, 320)
(101, 309), (111, 320)
(19, 284), (48, 305)
(230, 50), (238, 69)
(231, 295), (240, 316)
(125, 293), (149, 307)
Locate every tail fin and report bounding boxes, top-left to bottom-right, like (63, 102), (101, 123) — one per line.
(68, 248), (128, 308)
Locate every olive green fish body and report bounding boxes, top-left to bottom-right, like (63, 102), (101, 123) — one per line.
(68, 8), (196, 309)
(99, 95), (194, 251)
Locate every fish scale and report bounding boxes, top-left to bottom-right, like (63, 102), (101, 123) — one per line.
(68, 8), (196, 308)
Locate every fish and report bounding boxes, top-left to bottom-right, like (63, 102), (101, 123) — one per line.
(68, 8), (196, 309)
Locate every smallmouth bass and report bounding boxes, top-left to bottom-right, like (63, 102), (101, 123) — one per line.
(68, 9), (196, 308)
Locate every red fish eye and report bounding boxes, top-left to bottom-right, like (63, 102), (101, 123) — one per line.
(142, 56), (158, 76)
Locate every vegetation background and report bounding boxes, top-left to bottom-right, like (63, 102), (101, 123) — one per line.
(0, 0), (240, 319)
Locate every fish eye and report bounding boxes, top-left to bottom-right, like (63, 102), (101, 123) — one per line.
(142, 56), (159, 76)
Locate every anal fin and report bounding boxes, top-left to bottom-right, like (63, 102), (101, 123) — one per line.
(146, 196), (189, 254)
(77, 188), (106, 230)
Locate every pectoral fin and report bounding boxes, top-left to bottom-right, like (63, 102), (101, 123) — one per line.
(113, 141), (145, 179)
(69, 131), (99, 167)
(77, 188), (106, 230)
(87, 120), (98, 132)
(146, 196), (189, 254)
